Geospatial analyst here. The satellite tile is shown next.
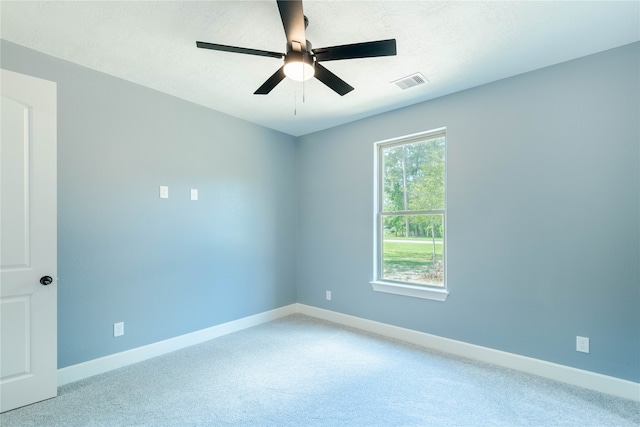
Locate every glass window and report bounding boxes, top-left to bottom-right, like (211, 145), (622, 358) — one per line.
(375, 129), (446, 290)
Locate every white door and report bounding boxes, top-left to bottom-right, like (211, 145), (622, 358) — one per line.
(1, 69), (57, 412)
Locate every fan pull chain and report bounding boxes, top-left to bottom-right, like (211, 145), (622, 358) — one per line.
(302, 66), (306, 104)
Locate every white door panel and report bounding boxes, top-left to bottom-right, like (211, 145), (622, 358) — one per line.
(1, 69), (57, 413)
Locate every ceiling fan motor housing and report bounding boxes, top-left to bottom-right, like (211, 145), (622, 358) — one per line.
(287, 39), (312, 54)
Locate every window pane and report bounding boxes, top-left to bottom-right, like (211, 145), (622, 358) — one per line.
(382, 214), (444, 287)
(382, 137), (445, 212)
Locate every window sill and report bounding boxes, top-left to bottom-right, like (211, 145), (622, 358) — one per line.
(370, 281), (449, 302)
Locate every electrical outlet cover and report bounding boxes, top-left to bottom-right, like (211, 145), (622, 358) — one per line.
(114, 322), (124, 337)
(576, 336), (589, 353)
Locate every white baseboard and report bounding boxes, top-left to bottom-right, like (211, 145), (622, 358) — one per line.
(58, 302), (639, 403)
(57, 304), (297, 386)
(296, 304), (640, 402)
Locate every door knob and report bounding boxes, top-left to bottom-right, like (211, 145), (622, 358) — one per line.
(40, 276), (53, 286)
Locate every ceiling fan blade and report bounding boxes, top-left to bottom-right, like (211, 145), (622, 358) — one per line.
(277, 0), (307, 51)
(196, 41), (284, 59)
(313, 39), (397, 62)
(314, 63), (354, 96)
(254, 66), (287, 95)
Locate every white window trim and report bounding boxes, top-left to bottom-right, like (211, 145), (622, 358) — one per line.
(370, 280), (449, 301)
(371, 128), (449, 302)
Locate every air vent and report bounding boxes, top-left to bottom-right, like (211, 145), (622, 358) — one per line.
(392, 72), (428, 90)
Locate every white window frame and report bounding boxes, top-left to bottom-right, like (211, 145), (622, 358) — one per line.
(370, 128), (449, 302)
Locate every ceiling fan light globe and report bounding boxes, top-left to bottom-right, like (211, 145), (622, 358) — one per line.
(284, 61), (315, 81)
(284, 51), (315, 81)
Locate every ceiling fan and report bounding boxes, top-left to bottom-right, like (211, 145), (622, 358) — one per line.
(196, 0), (397, 96)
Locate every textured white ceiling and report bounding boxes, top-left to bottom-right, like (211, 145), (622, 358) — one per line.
(2, 1), (639, 136)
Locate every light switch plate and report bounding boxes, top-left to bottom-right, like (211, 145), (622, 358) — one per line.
(191, 189), (198, 201)
(160, 186), (169, 199)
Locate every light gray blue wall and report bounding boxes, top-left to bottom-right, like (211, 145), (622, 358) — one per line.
(296, 43), (640, 382)
(2, 39), (638, 383)
(1, 40), (298, 368)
